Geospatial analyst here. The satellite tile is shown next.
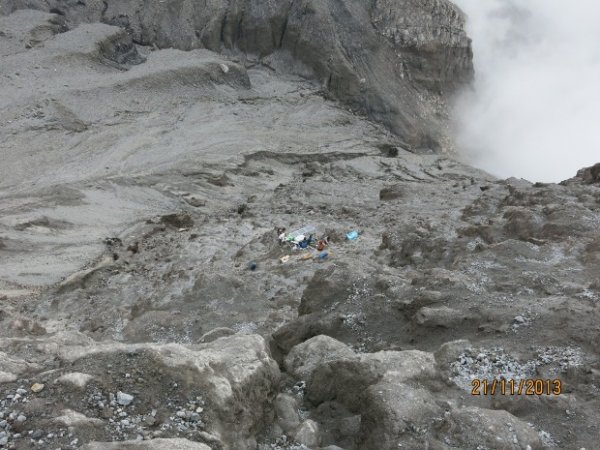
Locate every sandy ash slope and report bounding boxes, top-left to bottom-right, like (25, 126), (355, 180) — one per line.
(0, 3), (599, 450)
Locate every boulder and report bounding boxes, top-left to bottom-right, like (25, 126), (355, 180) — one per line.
(312, 401), (361, 449)
(294, 419), (321, 448)
(284, 335), (355, 380)
(151, 335), (280, 448)
(272, 313), (344, 354)
(307, 349), (440, 411)
(439, 407), (543, 449)
(358, 383), (444, 449)
(363, 350), (437, 384)
(307, 356), (384, 410)
(434, 340), (472, 368)
(274, 393), (301, 433)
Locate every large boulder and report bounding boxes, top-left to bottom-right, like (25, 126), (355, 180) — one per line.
(272, 313), (344, 355)
(439, 407), (543, 449)
(274, 393), (301, 434)
(363, 350), (438, 385)
(305, 346), (439, 411)
(284, 335), (355, 380)
(358, 382), (444, 449)
(306, 355), (385, 410)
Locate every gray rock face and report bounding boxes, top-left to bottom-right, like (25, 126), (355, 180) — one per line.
(371, 0), (473, 90)
(563, 162), (600, 185)
(0, 0), (472, 151)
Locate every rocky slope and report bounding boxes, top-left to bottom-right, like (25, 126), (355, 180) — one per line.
(0, 0), (472, 151)
(0, 3), (598, 450)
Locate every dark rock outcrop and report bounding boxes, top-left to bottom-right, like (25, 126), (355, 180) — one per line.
(561, 162), (600, 185)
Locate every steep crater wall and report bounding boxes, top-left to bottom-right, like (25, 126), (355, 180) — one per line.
(0, 0), (473, 151)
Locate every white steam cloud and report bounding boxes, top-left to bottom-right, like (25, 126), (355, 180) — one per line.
(452, 0), (600, 182)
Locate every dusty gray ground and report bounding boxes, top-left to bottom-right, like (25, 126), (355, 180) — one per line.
(0, 5), (599, 450)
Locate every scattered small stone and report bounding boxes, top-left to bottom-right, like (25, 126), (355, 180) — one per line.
(116, 391), (134, 406)
(31, 430), (43, 439)
(31, 383), (45, 393)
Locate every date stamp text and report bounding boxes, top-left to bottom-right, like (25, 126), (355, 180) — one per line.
(471, 379), (562, 396)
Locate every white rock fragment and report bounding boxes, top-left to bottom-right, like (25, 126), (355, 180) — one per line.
(54, 410), (103, 427)
(31, 383), (45, 393)
(57, 372), (94, 388)
(116, 391), (134, 406)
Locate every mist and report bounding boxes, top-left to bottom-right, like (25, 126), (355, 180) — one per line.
(452, 0), (600, 183)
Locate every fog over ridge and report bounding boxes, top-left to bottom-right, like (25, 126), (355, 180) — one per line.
(452, 0), (600, 182)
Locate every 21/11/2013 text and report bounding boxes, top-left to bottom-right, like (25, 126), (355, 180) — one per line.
(471, 379), (562, 396)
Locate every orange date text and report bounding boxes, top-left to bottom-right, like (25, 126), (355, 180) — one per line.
(471, 379), (562, 396)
